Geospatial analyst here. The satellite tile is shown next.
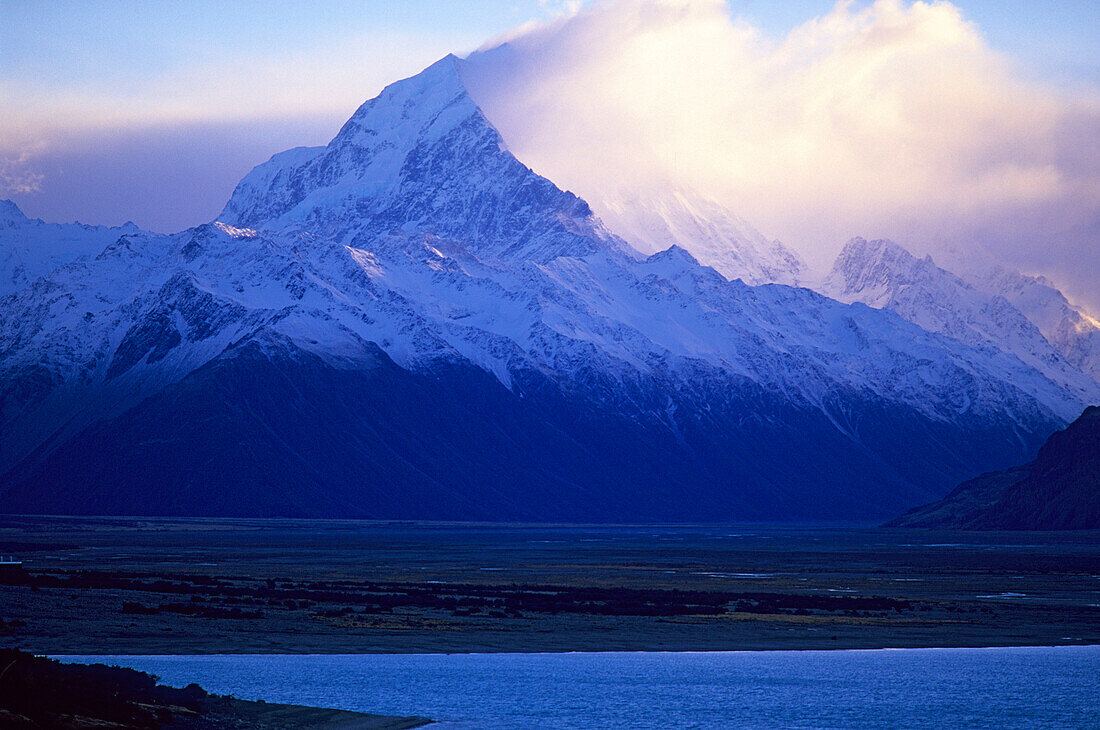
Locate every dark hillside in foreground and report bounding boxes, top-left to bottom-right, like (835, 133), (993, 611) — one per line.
(887, 405), (1100, 530)
(0, 649), (428, 729)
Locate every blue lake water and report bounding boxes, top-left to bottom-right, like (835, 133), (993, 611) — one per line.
(56, 647), (1099, 729)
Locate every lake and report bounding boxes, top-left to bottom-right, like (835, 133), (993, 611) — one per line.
(56, 647), (1099, 728)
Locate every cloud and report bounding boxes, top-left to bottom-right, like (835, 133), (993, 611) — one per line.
(539, 0), (583, 12)
(4, 118), (340, 232)
(0, 150), (44, 196)
(462, 0), (1100, 310)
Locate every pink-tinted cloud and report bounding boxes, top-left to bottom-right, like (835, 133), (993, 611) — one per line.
(463, 0), (1100, 310)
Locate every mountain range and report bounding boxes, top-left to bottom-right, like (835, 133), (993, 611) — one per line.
(823, 237), (1099, 406)
(970, 266), (1100, 382)
(0, 55), (1096, 522)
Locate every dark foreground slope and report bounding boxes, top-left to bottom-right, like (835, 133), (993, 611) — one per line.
(888, 405), (1100, 529)
(0, 649), (428, 729)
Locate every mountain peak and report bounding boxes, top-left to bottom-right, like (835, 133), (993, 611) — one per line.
(835, 237), (918, 267)
(589, 187), (806, 286)
(219, 54), (482, 231)
(973, 265), (1100, 381)
(0, 199), (27, 223)
(827, 238), (942, 298)
(328, 52), (473, 154)
(218, 54), (623, 264)
(824, 236), (1100, 403)
(648, 243), (701, 268)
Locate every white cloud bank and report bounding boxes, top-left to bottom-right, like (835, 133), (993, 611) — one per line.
(463, 0), (1100, 309)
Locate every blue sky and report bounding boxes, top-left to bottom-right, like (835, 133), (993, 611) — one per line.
(3, 1), (1095, 93)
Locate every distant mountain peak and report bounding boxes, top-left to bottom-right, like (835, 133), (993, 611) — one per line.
(0, 202), (144, 297)
(829, 237), (940, 292)
(649, 243), (699, 263)
(824, 237), (1100, 404)
(0, 199), (26, 223)
(971, 265), (1100, 382)
(590, 187), (806, 286)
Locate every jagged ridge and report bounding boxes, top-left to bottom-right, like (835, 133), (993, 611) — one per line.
(824, 237), (1100, 406)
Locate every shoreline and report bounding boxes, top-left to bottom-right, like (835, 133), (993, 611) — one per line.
(0, 649), (432, 729)
(47, 643), (1100, 658)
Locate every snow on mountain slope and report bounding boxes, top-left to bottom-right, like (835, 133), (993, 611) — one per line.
(588, 188), (806, 286)
(221, 54), (623, 266)
(824, 237), (1100, 405)
(0, 214), (1075, 518)
(0, 55), (1092, 520)
(970, 266), (1100, 382)
(0, 200), (140, 296)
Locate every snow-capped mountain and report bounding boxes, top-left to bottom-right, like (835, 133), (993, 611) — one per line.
(588, 188), (806, 286)
(0, 200), (140, 296)
(220, 55), (618, 266)
(824, 237), (1100, 404)
(970, 266), (1100, 383)
(0, 56), (1091, 521)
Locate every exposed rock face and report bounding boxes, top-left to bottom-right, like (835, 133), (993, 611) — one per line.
(887, 406), (1100, 530)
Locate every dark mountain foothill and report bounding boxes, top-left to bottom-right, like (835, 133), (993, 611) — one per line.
(888, 405), (1100, 530)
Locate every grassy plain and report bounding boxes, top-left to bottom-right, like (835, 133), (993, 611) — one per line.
(1, 516), (1097, 654)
